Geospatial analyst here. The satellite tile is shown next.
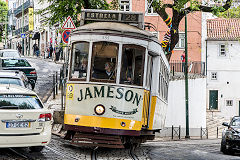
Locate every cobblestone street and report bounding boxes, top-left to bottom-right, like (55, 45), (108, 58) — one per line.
(145, 138), (240, 160)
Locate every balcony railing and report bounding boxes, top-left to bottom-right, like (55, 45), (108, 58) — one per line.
(169, 60), (206, 76)
(14, 0), (33, 16)
(15, 25), (29, 35)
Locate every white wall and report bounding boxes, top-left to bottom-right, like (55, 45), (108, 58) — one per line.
(165, 78), (206, 128)
(207, 40), (240, 119)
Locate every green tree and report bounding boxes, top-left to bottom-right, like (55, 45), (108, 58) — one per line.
(38, 0), (110, 26)
(219, 5), (240, 18)
(0, 0), (8, 42)
(150, 0), (232, 60)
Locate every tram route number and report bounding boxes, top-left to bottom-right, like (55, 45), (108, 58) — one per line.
(122, 14), (138, 22)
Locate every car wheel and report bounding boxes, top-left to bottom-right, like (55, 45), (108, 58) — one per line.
(221, 141), (234, 155)
(29, 146), (44, 152)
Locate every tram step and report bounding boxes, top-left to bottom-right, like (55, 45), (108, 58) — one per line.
(71, 132), (125, 148)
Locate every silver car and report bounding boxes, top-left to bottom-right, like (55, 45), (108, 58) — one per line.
(0, 49), (21, 58)
(0, 70), (30, 88)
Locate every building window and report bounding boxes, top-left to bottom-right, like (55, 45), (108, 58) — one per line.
(119, 0), (130, 11)
(226, 100), (233, 106)
(146, 0), (157, 15)
(211, 72), (217, 80)
(219, 44), (226, 56)
(175, 33), (185, 49)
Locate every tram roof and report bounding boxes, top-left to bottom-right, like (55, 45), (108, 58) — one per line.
(72, 22), (158, 41)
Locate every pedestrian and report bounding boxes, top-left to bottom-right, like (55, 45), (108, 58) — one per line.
(17, 43), (22, 55)
(35, 45), (40, 57)
(33, 43), (37, 56)
(55, 46), (60, 61)
(48, 44), (53, 58)
(181, 51), (185, 72)
(59, 46), (63, 60)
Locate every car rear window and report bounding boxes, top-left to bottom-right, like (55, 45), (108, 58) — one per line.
(0, 95), (43, 109)
(2, 59), (31, 67)
(1, 51), (20, 57)
(0, 78), (22, 86)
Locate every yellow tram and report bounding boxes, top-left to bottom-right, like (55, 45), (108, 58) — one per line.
(64, 9), (170, 148)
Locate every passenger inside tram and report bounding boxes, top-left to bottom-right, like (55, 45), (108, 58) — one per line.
(71, 42), (89, 79)
(91, 42), (118, 81)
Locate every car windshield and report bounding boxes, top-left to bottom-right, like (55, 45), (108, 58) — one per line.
(0, 95), (43, 109)
(2, 59), (31, 67)
(231, 118), (240, 126)
(1, 51), (20, 57)
(0, 78), (22, 86)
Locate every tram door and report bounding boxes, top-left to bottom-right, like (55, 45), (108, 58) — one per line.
(142, 55), (153, 127)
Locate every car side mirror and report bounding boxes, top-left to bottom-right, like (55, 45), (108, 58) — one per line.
(222, 122), (229, 127)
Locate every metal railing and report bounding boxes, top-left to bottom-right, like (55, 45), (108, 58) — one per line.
(52, 64), (67, 110)
(169, 60), (206, 75)
(14, 0), (33, 16)
(15, 25), (29, 35)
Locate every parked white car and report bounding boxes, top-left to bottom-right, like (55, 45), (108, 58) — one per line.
(0, 49), (21, 58)
(0, 84), (52, 152)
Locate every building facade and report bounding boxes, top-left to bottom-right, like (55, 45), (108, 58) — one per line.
(206, 18), (240, 137)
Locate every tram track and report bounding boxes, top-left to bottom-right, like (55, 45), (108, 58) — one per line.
(129, 146), (139, 160)
(90, 146), (139, 160)
(8, 148), (34, 160)
(91, 147), (98, 160)
(45, 146), (79, 160)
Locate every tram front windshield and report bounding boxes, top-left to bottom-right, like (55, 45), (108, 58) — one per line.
(70, 42), (145, 86)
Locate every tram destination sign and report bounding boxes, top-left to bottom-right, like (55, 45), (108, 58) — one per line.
(81, 9), (144, 29)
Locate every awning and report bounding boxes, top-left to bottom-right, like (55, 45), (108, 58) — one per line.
(32, 32), (40, 40)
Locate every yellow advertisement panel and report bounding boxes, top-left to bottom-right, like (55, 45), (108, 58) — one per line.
(29, 8), (34, 31)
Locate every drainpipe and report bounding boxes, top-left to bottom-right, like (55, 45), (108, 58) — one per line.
(205, 40), (208, 76)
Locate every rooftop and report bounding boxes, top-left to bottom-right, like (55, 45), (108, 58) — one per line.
(207, 18), (240, 41)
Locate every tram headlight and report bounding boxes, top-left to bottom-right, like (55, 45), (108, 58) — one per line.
(94, 104), (105, 115)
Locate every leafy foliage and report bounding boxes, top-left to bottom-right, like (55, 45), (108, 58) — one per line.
(219, 5), (240, 18)
(37, 0), (110, 26)
(0, 0), (8, 42)
(150, 0), (232, 60)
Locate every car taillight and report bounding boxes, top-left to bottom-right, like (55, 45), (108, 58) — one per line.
(30, 70), (37, 74)
(38, 113), (52, 122)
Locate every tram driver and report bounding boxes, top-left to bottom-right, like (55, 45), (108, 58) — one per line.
(104, 62), (115, 80)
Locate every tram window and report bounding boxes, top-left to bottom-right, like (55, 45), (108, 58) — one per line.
(120, 45), (145, 86)
(70, 42), (89, 80)
(91, 42), (118, 82)
(146, 55), (153, 88)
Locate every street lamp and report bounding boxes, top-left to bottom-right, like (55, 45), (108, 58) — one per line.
(185, 11), (190, 139)
(22, 0), (24, 55)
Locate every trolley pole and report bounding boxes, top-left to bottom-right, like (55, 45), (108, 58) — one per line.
(185, 11), (190, 139)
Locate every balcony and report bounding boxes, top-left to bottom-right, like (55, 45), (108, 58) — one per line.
(15, 25), (29, 36)
(170, 60), (206, 76)
(14, 0), (33, 17)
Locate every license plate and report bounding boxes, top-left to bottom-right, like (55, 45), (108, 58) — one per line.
(6, 122), (30, 128)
